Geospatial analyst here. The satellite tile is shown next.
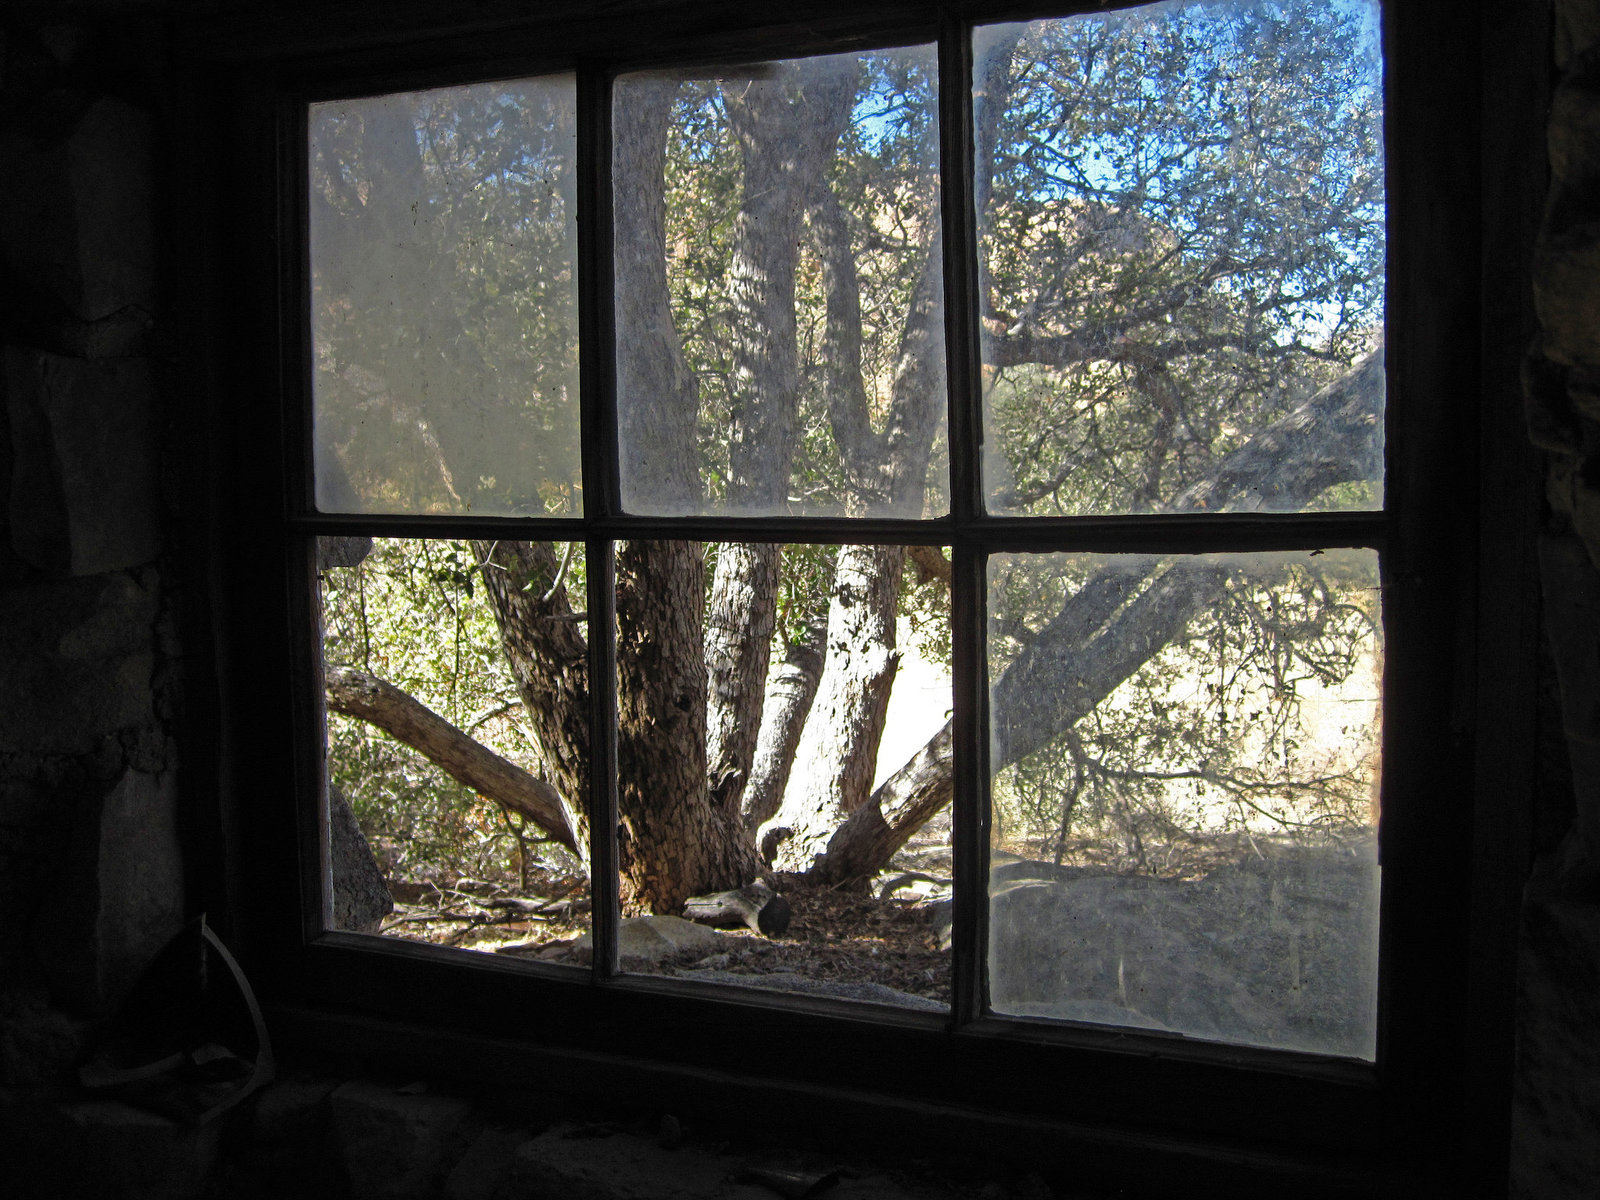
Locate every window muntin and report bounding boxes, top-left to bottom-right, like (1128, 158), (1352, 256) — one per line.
(299, 0), (1389, 1061)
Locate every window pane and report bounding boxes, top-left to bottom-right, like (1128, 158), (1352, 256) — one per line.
(986, 549), (1381, 1058)
(532, 540), (953, 1010)
(613, 48), (948, 518)
(318, 537), (591, 959)
(975, 1), (1385, 516)
(310, 76), (581, 516)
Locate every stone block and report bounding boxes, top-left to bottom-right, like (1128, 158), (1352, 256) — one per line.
(1511, 895), (1600, 1199)
(0, 1091), (220, 1200)
(1555, 0), (1600, 70)
(330, 1080), (475, 1200)
(444, 1124), (527, 1200)
(1535, 222), (1600, 373)
(0, 572), (158, 757)
(1548, 66), (1600, 220)
(251, 1075), (340, 1146)
(567, 915), (726, 967)
(232, 1076), (345, 1196)
(0, 95), (154, 323)
(5, 347), (160, 576)
(513, 1123), (735, 1200)
(30, 766), (184, 1015)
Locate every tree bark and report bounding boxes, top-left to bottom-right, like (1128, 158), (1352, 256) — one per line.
(472, 539), (591, 857)
(614, 79), (703, 515)
(616, 539), (761, 912)
(325, 665), (576, 852)
(702, 61), (860, 821)
(761, 544), (904, 872)
(764, 186), (949, 873)
(743, 611), (828, 832)
(704, 541), (780, 821)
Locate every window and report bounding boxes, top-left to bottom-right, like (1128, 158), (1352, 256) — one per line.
(218, 0), (1494, 1188)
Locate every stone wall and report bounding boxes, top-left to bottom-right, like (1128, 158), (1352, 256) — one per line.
(0, 19), (185, 1078)
(1512, 2), (1600, 1194)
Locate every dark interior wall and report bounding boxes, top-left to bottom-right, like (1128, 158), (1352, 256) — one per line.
(1512, 2), (1600, 1195)
(0, 1), (1595, 1195)
(0, 16), (187, 1074)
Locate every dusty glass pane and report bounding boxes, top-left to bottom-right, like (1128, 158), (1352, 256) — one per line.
(533, 540), (952, 1009)
(318, 537), (591, 958)
(310, 76), (581, 517)
(986, 549), (1381, 1058)
(613, 48), (948, 518)
(975, 1), (1385, 516)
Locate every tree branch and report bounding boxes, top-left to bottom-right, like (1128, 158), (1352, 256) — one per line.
(808, 348), (1385, 883)
(325, 665), (576, 852)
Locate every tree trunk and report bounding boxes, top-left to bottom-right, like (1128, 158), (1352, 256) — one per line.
(805, 351), (1386, 883)
(614, 79), (703, 515)
(763, 186), (949, 873)
(743, 611), (828, 832)
(760, 544), (904, 872)
(616, 539), (760, 912)
(702, 62), (860, 820)
(325, 665), (576, 852)
(704, 541), (780, 820)
(471, 539), (591, 857)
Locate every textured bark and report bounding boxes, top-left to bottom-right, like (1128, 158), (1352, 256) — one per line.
(471, 539), (590, 856)
(764, 181), (949, 872)
(760, 544), (904, 872)
(807, 351), (1387, 883)
(613, 83), (763, 910)
(325, 665), (576, 851)
(704, 541), (780, 820)
(614, 80), (702, 515)
(743, 611), (828, 832)
(701, 62), (859, 821)
(616, 539), (760, 912)
(720, 57), (859, 513)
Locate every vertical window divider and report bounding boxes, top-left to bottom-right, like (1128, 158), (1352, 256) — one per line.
(938, 9), (990, 1028)
(578, 61), (621, 979)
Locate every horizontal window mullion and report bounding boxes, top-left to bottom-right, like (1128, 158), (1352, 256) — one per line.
(287, 510), (1386, 550)
(961, 511), (1390, 556)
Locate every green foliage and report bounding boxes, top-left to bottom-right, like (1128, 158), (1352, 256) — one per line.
(321, 539), (583, 886)
(979, 0), (1384, 516)
(989, 550), (1381, 871)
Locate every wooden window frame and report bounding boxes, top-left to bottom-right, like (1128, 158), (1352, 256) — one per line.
(186, 1), (1526, 1193)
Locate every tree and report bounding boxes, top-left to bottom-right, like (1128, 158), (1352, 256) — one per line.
(312, 0), (1387, 916)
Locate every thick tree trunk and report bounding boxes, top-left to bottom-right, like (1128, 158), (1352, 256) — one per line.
(325, 665), (576, 852)
(611, 83), (764, 910)
(702, 62), (860, 820)
(471, 539), (591, 857)
(763, 194), (949, 873)
(614, 79), (703, 515)
(616, 539), (760, 912)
